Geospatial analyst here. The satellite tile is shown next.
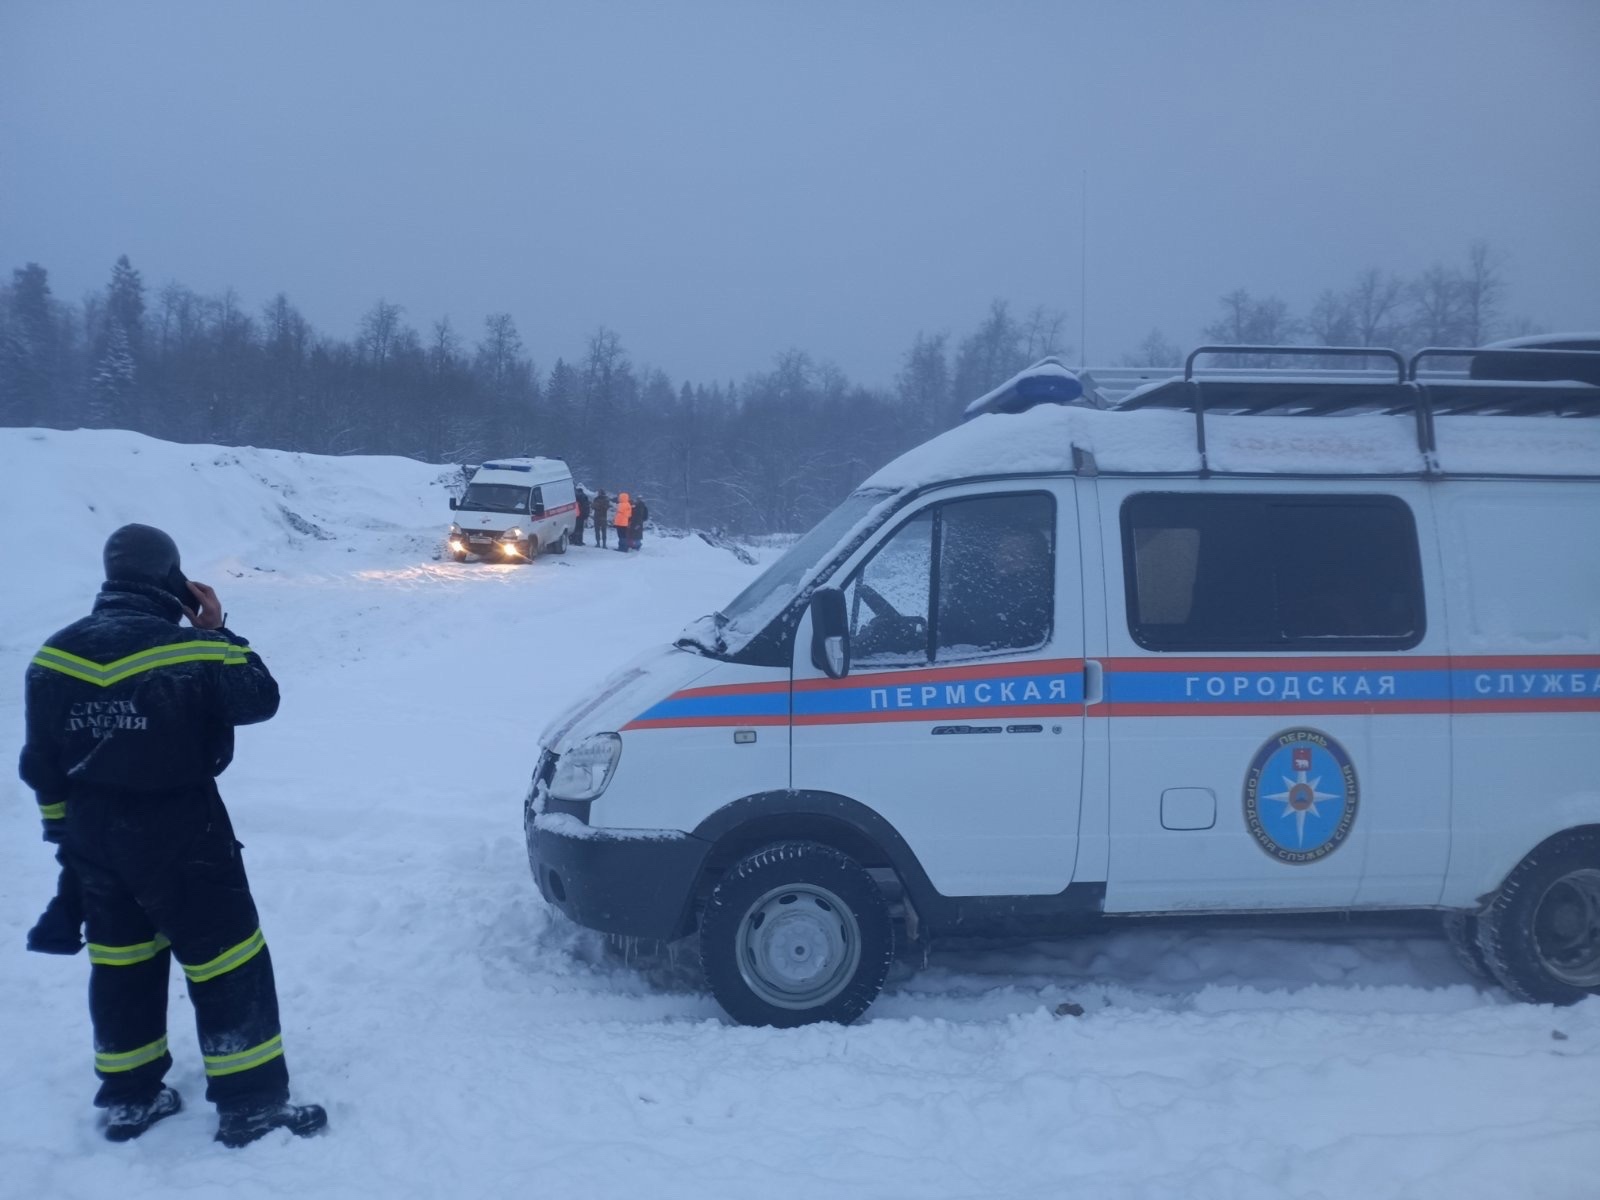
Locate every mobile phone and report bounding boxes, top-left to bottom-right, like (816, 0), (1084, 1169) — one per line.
(165, 565), (193, 610)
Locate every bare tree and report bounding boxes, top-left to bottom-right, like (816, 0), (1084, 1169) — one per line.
(475, 312), (524, 398)
(1202, 290), (1299, 365)
(1345, 268), (1407, 348)
(1408, 265), (1469, 347)
(430, 318), (460, 376)
(1460, 239), (1505, 346)
(1021, 305), (1069, 361)
(1118, 328), (1183, 368)
(895, 330), (951, 435)
(358, 299), (405, 369)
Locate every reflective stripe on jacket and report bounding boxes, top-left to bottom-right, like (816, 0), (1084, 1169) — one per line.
(19, 582), (279, 798)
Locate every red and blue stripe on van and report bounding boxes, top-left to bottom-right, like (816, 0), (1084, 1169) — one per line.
(621, 654), (1600, 731)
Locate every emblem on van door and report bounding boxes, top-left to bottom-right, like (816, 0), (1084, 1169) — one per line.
(1242, 728), (1359, 864)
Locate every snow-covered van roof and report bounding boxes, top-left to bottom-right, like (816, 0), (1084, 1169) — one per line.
(472, 456), (571, 484)
(872, 348), (1600, 488)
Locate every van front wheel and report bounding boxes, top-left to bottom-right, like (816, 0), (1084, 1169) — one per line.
(1477, 832), (1600, 1005)
(700, 841), (893, 1027)
(1441, 911), (1493, 981)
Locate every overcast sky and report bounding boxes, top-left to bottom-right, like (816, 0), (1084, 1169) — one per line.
(3, 1), (1597, 386)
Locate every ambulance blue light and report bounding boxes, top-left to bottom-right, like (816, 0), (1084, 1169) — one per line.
(962, 359), (1087, 420)
(1012, 372), (1084, 408)
(480, 461), (532, 472)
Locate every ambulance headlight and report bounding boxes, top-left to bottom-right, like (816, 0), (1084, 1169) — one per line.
(549, 734), (622, 802)
(449, 523), (461, 536)
(503, 527), (524, 541)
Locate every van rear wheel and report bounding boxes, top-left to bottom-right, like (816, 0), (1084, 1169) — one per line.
(1477, 832), (1600, 1005)
(699, 841), (893, 1027)
(550, 530), (568, 555)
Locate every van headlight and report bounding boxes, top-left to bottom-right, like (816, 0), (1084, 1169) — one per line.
(449, 523), (461, 536)
(549, 734), (622, 801)
(503, 527), (524, 541)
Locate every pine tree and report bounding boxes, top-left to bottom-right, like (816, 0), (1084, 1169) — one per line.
(1, 263), (59, 426)
(106, 255), (146, 357)
(91, 321), (137, 426)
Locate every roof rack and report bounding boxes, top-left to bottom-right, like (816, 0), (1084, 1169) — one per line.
(1114, 344), (1600, 476)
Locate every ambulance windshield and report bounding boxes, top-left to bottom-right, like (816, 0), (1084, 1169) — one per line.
(685, 488), (895, 657)
(460, 483), (531, 514)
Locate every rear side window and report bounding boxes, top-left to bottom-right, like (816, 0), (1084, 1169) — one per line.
(1122, 493), (1424, 651)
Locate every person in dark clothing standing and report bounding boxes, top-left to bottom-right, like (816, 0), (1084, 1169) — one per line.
(18, 524), (326, 1148)
(592, 490), (610, 549)
(573, 487), (589, 546)
(629, 495), (649, 551)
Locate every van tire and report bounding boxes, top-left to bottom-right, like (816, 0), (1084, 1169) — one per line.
(1441, 911), (1493, 981)
(550, 530), (568, 555)
(699, 841), (893, 1028)
(1476, 832), (1600, 1005)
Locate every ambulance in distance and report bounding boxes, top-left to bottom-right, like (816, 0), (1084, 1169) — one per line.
(525, 344), (1600, 1027)
(448, 457), (578, 562)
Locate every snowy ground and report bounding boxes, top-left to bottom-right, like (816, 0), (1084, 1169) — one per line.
(1, 428), (1596, 1200)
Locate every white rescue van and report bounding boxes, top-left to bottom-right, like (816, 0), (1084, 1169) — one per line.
(448, 457), (578, 562)
(525, 345), (1600, 1026)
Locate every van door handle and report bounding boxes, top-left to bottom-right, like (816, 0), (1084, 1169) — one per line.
(1084, 659), (1104, 706)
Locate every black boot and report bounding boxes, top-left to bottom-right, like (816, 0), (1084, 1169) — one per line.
(105, 1086), (182, 1142)
(216, 1102), (328, 1148)
(26, 893), (84, 955)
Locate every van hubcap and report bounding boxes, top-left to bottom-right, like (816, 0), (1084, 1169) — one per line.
(1533, 868), (1600, 988)
(737, 883), (861, 1010)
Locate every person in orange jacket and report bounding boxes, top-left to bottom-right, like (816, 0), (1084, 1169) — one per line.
(611, 492), (633, 553)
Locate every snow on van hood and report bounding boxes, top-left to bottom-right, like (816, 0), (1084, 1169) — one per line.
(538, 643), (719, 752)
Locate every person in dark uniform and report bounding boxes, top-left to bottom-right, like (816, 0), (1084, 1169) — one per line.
(629, 495), (649, 551)
(19, 524), (326, 1148)
(592, 490), (611, 549)
(573, 487), (589, 546)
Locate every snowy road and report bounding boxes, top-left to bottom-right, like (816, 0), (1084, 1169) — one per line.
(1, 430), (1596, 1199)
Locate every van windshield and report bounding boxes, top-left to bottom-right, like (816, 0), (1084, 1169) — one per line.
(461, 483), (531, 514)
(682, 488), (897, 657)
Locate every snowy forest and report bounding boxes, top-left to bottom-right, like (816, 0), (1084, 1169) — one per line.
(0, 241), (1535, 533)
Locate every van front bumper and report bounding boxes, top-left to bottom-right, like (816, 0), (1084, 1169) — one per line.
(526, 815), (712, 942)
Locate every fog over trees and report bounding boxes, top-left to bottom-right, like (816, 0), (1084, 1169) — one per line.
(0, 243), (1539, 533)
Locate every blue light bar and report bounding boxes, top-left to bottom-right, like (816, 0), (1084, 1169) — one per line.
(1010, 372), (1084, 409)
(962, 360), (1086, 420)
(480, 461), (532, 472)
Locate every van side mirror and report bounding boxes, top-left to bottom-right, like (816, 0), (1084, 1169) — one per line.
(449, 497), (458, 511)
(809, 587), (850, 679)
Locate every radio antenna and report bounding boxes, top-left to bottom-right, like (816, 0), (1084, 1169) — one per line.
(1079, 168), (1088, 367)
